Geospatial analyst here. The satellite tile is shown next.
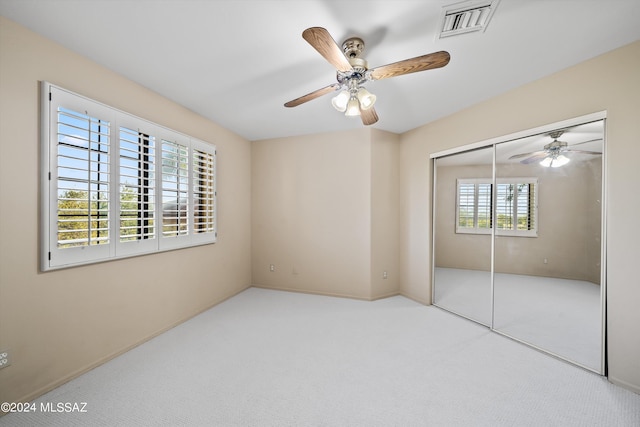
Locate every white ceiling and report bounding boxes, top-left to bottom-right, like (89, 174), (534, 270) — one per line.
(1, 0), (639, 141)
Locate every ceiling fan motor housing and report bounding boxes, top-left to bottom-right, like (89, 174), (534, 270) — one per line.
(544, 130), (568, 152)
(336, 57), (370, 88)
(342, 37), (365, 58)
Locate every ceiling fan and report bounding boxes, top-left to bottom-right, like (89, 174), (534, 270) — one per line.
(284, 27), (450, 125)
(508, 130), (602, 167)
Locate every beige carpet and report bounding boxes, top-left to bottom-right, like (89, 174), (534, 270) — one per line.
(2, 287), (639, 426)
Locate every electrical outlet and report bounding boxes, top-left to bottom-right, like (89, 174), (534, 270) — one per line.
(0, 350), (10, 369)
(383, 271), (388, 279)
(269, 264), (275, 272)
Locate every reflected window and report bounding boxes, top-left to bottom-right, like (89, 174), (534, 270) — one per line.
(496, 180), (537, 235)
(456, 179), (492, 233)
(456, 178), (537, 237)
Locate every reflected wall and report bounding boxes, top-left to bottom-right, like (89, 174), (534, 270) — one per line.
(433, 147), (493, 326)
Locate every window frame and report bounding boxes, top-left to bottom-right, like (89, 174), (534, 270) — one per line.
(41, 82), (217, 271)
(456, 177), (538, 237)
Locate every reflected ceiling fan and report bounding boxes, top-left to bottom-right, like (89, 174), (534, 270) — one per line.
(284, 27), (450, 125)
(508, 130), (602, 167)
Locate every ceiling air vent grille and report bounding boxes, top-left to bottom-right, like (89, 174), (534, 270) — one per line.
(438, 0), (500, 38)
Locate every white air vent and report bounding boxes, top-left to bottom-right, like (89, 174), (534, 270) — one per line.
(438, 0), (500, 38)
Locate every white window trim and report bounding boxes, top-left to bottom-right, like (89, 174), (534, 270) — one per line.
(456, 177), (538, 237)
(41, 82), (217, 271)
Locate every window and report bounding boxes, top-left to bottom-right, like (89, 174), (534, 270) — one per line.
(42, 83), (216, 270)
(161, 139), (190, 238)
(192, 144), (216, 234)
(457, 179), (492, 233)
(495, 181), (536, 235)
(119, 126), (155, 242)
(456, 178), (537, 237)
(56, 107), (111, 249)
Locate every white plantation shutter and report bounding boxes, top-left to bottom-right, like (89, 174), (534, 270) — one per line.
(47, 87), (115, 267)
(192, 141), (216, 237)
(496, 183), (514, 230)
(56, 107), (111, 247)
(116, 119), (159, 256)
(477, 183), (492, 229)
(159, 137), (217, 249)
(457, 179), (493, 234)
(457, 182), (475, 229)
(119, 127), (156, 241)
(496, 180), (537, 235)
(57, 107), (110, 247)
(42, 83), (217, 270)
(161, 138), (190, 240)
(517, 183), (535, 231)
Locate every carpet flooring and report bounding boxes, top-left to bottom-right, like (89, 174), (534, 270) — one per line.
(2, 287), (639, 426)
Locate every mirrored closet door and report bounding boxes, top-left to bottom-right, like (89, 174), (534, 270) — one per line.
(432, 118), (605, 374)
(433, 147), (493, 326)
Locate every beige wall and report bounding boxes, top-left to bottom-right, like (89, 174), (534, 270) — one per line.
(0, 17), (252, 404)
(399, 41), (640, 392)
(371, 130), (400, 299)
(251, 128), (400, 300)
(251, 129), (372, 299)
(435, 160), (602, 284)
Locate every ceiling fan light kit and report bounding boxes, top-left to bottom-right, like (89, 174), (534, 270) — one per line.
(345, 97), (362, 117)
(331, 76), (377, 117)
(356, 88), (376, 110)
(285, 27), (450, 125)
(540, 154), (570, 168)
(331, 90), (350, 112)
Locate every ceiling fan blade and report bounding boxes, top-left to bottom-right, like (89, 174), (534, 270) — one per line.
(302, 27), (353, 73)
(509, 151), (545, 160)
(361, 106), (379, 126)
(369, 51), (450, 81)
(569, 138), (603, 147)
(520, 152), (550, 164)
(565, 149), (602, 155)
(284, 83), (340, 108)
